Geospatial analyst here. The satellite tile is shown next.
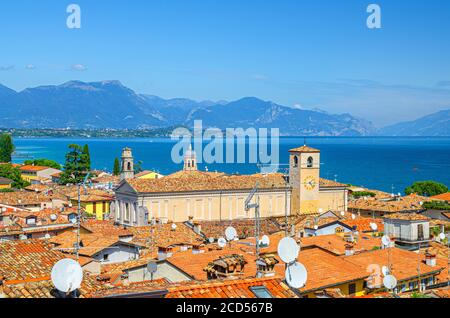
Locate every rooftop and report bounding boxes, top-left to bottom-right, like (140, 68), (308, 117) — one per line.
(431, 192), (450, 201)
(383, 213), (429, 221)
(289, 145), (320, 153)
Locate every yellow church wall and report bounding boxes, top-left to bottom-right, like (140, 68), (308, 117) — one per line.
(140, 190), (291, 223)
(319, 189), (348, 212)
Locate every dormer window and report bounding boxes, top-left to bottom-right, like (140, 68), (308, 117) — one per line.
(307, 156), (314, 168)
(293, 156), (298, 167)
(26, 217), (37, 226)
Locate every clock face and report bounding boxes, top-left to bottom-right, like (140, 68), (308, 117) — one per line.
(304, 176), (317, 190)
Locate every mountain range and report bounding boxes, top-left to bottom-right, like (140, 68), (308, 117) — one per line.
(0, 80), (448, 136)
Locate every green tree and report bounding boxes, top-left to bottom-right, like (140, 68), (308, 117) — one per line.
(23, 158), (62, 170)
(405, 181), (448, 197)
(82, 144), (91, 171)
(134, 160), (144, 174)
(113, 157), (120, 176)
(59, 144), (90, 184)
(0, 163), (30, 189)
(0, 134), (15, 163)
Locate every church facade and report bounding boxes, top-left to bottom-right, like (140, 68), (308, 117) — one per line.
(112, 145), (348, 226)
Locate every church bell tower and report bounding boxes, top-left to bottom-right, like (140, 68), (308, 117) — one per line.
(183, 144), (198, 171)
(289, 145), (320, 215)
(121, 147), (135, 180)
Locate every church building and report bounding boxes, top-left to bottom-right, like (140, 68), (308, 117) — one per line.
(112, 145), (348, 226)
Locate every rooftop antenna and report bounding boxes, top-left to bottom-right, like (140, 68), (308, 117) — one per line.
(76, 172), (90, 261)
(277, 237), (307, 289)
(51, 259), (83, 297)
(245, 182), (260, 257)
(281, 168), (290, 237)
(146, 261), (157, 281)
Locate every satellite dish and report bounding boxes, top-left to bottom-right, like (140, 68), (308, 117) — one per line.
(277, 237), (300, 264)
(70, 218), (77, 224)
(50, 214), (57, 221)
(19, 234), (27, 240)
(383, 275), (397, 290)
(1, 207), (6, 212)
(261, 235), (270, 246)
(51, 259), (83, 293)
(285, 262), (307, 289)
(171, 223), (177, 230)
(340, 211), (345, 217)
(314, 225), (318, 230)
(218, 237), (227, 248)
(381, 266), (389, 276)
(370, 222), (378, 231)
(439, 233), (446, 240)
(351, 214), (356, 220)
(147, 261), (157, 274)
(208, 237), (215, 244)
(382, 235), (391, 247)
(225, 226), (237, 241)
(44, 233), (51, 239)
(318, 208), (323, 214)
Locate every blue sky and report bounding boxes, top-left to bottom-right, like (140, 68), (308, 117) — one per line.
(0, 0), (450, 126)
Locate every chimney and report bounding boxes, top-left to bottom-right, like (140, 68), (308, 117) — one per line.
(157, 246), (173, 260)
(193, 222), (202, 234)
(256, 254), (278, 278)
(425, 249), (437, 267)
(345, 243), (355, 256)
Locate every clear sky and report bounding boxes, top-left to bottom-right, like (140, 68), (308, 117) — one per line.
(1, 0), (449, 126)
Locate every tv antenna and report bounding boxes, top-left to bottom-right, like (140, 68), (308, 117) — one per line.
(51, 259), (83, 296)
(75, 172), (90, 261)
(245, 182), (261, 257)
(277, 237), (307, 289)
(217, 237), (227, 249)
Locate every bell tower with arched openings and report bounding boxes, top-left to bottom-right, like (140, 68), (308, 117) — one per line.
(183, 144), (198, 171)
(121, 147), (135, 181)
(289, 145), (320, 215)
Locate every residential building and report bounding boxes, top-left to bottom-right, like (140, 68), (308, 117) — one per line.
(70, 193), (114, 220)
(135, 170), (164, 180)
(383, 213), (431, 250)
(0, 177), (13, 190)
(19, 165), (62, 183)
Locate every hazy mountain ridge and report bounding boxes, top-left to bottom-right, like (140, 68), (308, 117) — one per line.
(0, 80), (380, 135)
(379, 109), (450, 136)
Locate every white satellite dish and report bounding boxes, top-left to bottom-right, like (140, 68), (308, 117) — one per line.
(50, 214), (57, 221)
(51, 259), (83, 293)
(314, 225), (318, 230)
(381, 235), (391, 247)
(171, 223), (177, 230)
(147, 261), (157, 274)
(208, 237), (215, 244)
(1, 207), (6, 212)
(225, 226), (237, 241)
(351, 214), (356, 220)
(318, 208), (323, 214)
(261, 235), (270, 246)
(19, 234), (27, 240)
(340, 211), (345, 217)
(370, 222), (378, 231)
(277, 237), (300, 264)
(439, 233), (446, 240)
(218, 237), (227, 248)
(381, 266), (389, 276)
(419, 201), (423, 206)
(383, 275), (397, 290)
(70, 218), (77, 224)
(44, 233), (51, 240)
(285, 262), (307, 289)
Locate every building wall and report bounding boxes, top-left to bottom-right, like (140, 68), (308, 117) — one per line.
(92, 244), (140, 264)
(319, 189), (348, 213)
(0, 184), (11, 190)
(115, 189), (291, 225)
(127, 262), (192, 283)
(137, 172), (163, 180)
(304, 279), (366, 298)
(384, 219), (430, 241)
(304, 223), (352, 237)
(72, 200), (111, 220)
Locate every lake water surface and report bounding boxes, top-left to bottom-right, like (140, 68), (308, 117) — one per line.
(12, 137), (450, 194)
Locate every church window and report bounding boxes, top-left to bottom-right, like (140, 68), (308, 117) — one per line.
(127, 162), (131, 171)
(307, 156), (314, 168)
(293, 156), (298, 167)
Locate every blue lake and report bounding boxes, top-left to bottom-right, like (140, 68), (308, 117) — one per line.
(12, 137), (450, 194)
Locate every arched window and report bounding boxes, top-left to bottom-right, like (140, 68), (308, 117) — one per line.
(307, 156), (314, 168)
(127, 162), (131, 171)
(293, 156), (298, 167)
